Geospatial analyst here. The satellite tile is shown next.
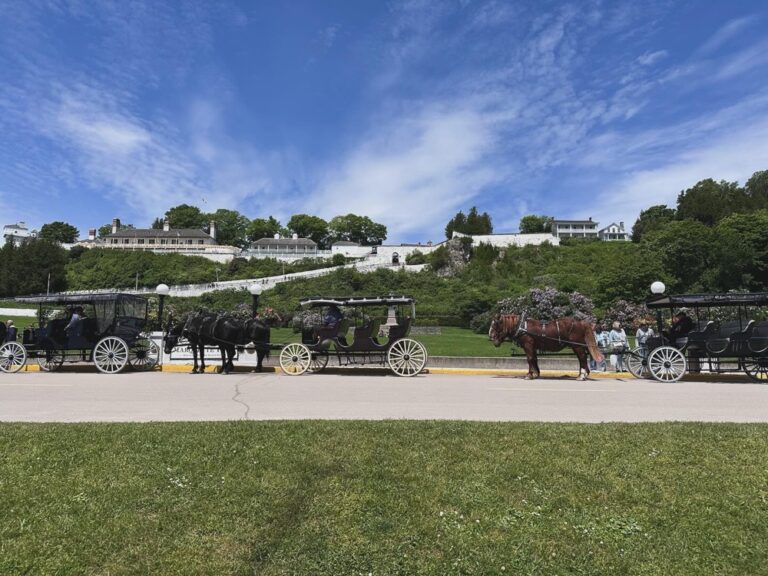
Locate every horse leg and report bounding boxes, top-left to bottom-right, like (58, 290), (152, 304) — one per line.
(256, 349), (265, 372)
(226, 345), (235, 373)
(574, 346), (589, 381)
(199, 343), (206, 373)
(217, 346), (226, 374)
(191, 343), (199, 374)
(531, 348), (541, 379)
(524, 342), (538, 379)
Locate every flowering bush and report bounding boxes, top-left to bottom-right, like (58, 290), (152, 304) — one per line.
(602, 300), (651, 329)
(498, 287), (595, 323)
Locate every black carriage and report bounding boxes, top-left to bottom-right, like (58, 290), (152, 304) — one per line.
(279, 296), (428, 377)
(0, 293), (159, 374)
(625, 292), (768, 382)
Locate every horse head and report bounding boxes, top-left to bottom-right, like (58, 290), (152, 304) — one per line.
(245, 317), (271, 345)
(488, 313), (522, 347)
(163, 319), (184, 354)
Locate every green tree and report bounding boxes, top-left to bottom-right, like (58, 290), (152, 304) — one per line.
(745, 170), (768, 210)
(151, 217), (165, 229)
(519, 215), (553, 234)
(464, 207), (493, 235)
(98, 222), (134, 237)
(38, 221), (79, 243)
(676, 179), (746, 226)
(631, 205), (676, 242)
(165, 204), (207, 229)
(644, 220), (714, 291)
(327, 214), (387, 246)
(444, 207), (492, 238)
(445, 211), (466, 239)
(710, 209), (768, 289)
(287, 214), (330, 247)
(246, 217), (282, 243)
(0, 239), (68, 297)
(207, 208), (250, 247)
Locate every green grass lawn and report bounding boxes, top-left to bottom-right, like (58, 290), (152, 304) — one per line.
(1, 422), (766, 575)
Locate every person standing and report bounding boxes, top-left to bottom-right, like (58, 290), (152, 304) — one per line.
(635, 321), (654, 357)
(5, 320), (18, 342)
(609, 321), (628, 372)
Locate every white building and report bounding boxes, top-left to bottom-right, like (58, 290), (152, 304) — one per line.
(245, 235), (320, 261)
(97, 218), (240, 263)
(551, 218), (599, 239)
(2, 222), (37, 246)
(598, 222), (630, 241)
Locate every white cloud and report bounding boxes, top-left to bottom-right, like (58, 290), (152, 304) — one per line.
(697, 16), (758, 55)
(583, 116), (768, 229)
(636, 50), (668, 66)
(310, 104), (502, 239)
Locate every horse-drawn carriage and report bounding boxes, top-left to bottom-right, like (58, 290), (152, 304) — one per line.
(279, 295), (428, 376)
(626, 292), (768, 383)
(0, 293), (158, 374)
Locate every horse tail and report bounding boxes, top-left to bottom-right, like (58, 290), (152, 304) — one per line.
(585, 324), (603, 363)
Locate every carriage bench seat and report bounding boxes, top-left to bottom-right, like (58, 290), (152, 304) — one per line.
(684, 321), (716, 352)
(748, 321), (768, 354)
(307, 319), (350, 350)
(706, 321), (752, 355)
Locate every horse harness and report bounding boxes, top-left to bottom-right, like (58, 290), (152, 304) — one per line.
(504, 312), (586, 349)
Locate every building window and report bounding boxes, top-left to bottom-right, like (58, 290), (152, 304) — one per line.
(137, 239), (144, 245)
(148, 239), (155, 244)
(123, 239), (130, 244)
(186, 239), (192, 244)
(160, 239), (167, 245)
(198, 240), (204, 245)
(171, 239), (177, 245)
(111, 239), (118, 244)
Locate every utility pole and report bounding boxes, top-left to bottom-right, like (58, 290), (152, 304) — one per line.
(47, 272), (51, 295)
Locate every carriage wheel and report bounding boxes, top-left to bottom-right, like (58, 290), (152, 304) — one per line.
(279, 343), (311, 376)
(37, 348), (65, 372)
(0, 342), (27, 373)
(387, 338), (427, 377)
(93, 336), (129, 374)
(308, 352), (329, 373)
(626, 347), (649, 379)
(647, 346), (687, 382)
(743, 357), (768, 383)
(128, 338), (160, 371)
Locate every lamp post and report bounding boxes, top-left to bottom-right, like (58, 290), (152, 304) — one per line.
(249, 284), (263, 316)
(156, 283), (170, 330)
(650, 281), (665, 337)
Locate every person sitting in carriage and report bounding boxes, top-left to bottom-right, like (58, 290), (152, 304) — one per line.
(64, 306), (85, 339)
(323, 304), (343, 329)
(665, 309), (694, 347)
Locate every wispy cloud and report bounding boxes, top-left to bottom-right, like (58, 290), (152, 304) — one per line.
(697, 15), (758, 55)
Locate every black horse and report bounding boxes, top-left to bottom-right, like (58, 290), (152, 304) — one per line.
(164, 311), (270, 374)
(0, 321), (6, 344)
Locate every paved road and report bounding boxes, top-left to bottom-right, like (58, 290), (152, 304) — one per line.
(0, 371), (767, 423)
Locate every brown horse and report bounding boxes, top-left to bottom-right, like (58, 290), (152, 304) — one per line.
(489, 313), (603, 380)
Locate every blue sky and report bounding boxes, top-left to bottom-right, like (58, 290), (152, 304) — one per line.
(2, 1), (768, 243)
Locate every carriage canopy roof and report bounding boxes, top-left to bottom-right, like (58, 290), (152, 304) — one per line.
(300, 295), (415, 308)
(15, 293), (148, 332)
(15, 293), (148, 307)
(646, 292), (768, 309)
